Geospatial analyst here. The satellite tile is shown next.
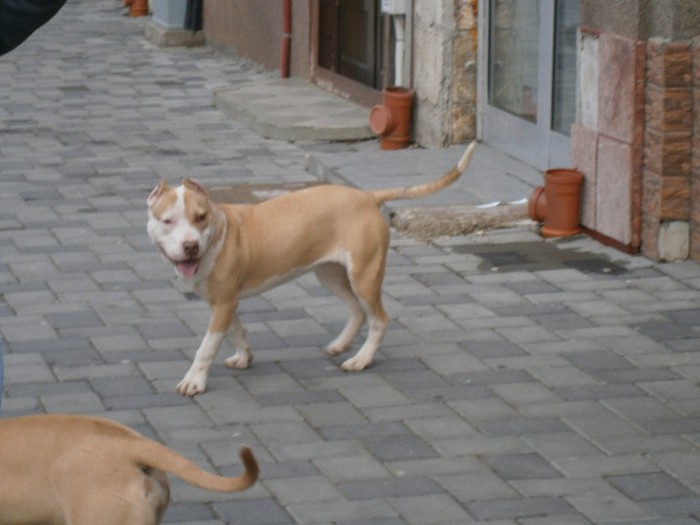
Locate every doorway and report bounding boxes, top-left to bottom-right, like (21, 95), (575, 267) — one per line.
(479, 0), (581, 170)
(318, 0), (382, 88)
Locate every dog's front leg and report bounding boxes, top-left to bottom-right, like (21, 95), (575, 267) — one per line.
(177, 302), (237, 396)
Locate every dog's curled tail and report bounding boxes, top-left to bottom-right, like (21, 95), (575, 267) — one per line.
(371, 141), (476, 205)
(138, 442), (259, 493)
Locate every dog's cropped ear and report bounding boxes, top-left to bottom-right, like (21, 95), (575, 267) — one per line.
(182, 178), (209, 197)
(148, 179), (168, 205)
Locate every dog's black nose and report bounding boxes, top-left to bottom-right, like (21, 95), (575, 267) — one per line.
(182, 241), (199, 258)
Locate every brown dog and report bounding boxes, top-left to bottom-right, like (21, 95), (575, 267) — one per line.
(0, 414), (258, 525)
(148, 142), (476, 396)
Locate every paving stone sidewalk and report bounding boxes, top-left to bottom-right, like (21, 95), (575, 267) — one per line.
(2, 2), (700, 524)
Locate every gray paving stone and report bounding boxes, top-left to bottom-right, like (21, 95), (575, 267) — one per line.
(479, 418), (570, 437)
(609, 472), (694, 501)
(319, 421), (409, 441)
(553, 454), (657, 478)
(265, 475), (344, 505)
(296, 401), (367, 427)
(164, 503), (216, 523)
(404, 416), (477, 441)
(643, 497), (700, 518)
(339, 478), (443, 500)
(40, 391), (105, 413)
(285, 499), (399, 524)
(566, 492), (650, 522)
(448, 397), (519, 421)
(467, 497), (576, 521)
(254, 460), (319, 480)
(213, 498), (294, 525)
(314, 454), (392, 482)
(387, 494), (472, 525)
(434, 435), (533, 457)
(257, 389), (345, 407)
(437, 470), (519, 501)
(339, 383), (411, 408)
(363, 433), (439, 461)
(482, 453), (563, 480)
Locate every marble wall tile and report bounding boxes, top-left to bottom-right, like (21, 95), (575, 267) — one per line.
(597, 33), (645, 146)
(571, 124), (598, 229)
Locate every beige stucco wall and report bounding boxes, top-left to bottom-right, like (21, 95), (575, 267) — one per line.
(203, 0), (310, 79)
(411, 0), (477, 147)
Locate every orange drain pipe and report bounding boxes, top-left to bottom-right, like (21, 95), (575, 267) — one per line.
(369, 87), (415, 150)
(129, 0), (148, 17)
(528, 169), (584, 237)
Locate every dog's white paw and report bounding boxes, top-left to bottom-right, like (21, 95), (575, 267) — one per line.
(326, 342), (351, 356)
(224, 351), (252, 369)
(340, 355), (372, 372)
(176, 371), (207, 397)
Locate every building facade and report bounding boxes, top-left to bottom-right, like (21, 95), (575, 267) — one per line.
(201, 0), (700, 262)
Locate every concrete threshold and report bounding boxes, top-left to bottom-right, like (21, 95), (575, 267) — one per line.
(144, 21), (205, 47)
(213, 78), (374, 142)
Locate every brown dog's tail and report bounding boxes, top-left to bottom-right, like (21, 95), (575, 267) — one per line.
(370, 141), (476, 205)
(135, 440), (259, 493)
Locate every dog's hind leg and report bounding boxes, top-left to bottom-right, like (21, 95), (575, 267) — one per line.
(339, 255), (389, 372)
(223, 312), (253, 369)
(66, 468), (169, 525)
(315, 262), (366, 355)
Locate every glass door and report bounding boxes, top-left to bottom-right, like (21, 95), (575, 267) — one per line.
(480, 0), (580, 170)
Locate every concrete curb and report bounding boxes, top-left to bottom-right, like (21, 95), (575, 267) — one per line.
(389, 203), (534, 240)
(307, 150), (536, 239)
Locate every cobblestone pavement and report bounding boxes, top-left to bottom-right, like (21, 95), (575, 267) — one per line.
(2, 2), (700, 524)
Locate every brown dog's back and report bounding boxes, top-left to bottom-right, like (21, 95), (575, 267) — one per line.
(0, 414), (258, 525)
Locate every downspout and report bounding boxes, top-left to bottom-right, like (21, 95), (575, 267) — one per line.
(404, 0), (413, 87)
(281, 0), (292, 78)
(392, 14), (405, 85)
(385, 0), (413, 87)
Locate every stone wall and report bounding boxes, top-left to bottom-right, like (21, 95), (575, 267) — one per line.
(693, 39), (700, 261)
(574, 0), (700, 262)
(643, 39), (693, 261)
(412, 0), (477, 147)
(448, 0), (478, 144)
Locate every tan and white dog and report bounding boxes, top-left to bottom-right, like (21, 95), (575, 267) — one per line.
(0, 414), (258, 525)
(148, 142), (476, 396)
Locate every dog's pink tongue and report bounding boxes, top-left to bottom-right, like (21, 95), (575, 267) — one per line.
(176, 261), (199, 278)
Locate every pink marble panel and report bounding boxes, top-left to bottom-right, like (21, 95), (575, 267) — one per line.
(597, 33), (644, 145)
(596, 135), (635, 245)
(571, 124), (598, 229)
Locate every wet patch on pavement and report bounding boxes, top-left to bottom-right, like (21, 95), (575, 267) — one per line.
(451, 240), (629, 275)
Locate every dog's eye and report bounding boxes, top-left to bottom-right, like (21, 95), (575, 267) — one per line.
(195, 213), (207, 223)
(162, 218), (173, 225)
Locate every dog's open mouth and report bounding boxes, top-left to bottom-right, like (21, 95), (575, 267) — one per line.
(158, 246), (200, 278)
(175, 259), (200, 278)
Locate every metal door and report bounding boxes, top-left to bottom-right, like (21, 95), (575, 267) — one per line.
(318, 0), (382, 89)
(479, 0), (580, 170)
